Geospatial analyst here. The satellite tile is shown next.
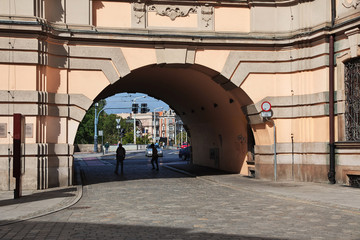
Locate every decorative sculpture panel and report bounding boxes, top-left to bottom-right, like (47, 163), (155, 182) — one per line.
(148, 5), (197, 21)
(342, 0), (360, 8)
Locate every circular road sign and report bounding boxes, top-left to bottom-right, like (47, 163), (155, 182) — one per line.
(261, 101), (272, 112)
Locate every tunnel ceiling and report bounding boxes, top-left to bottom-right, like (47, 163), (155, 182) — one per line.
(96, 64), (252, 130)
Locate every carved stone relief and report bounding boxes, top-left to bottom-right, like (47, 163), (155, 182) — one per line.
(342, 0), (360, 8)
(132, 2), (146, 28)
(134, 3), (146, 24)
(200, 6), (214, 30)
(148, 5), (197, 21)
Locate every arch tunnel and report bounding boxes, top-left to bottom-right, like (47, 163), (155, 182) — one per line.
(93, 64), (255, 174)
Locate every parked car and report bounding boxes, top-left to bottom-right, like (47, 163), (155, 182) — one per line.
(180, 143), (190, 149)
(145, 144), (163, 157)
(179, 146), (191, 160)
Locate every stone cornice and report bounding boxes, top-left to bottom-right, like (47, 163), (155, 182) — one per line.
(0, 15), (359, 47)
(100, 0), (313, 7)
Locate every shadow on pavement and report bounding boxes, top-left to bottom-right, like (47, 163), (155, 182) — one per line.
(0, 187), (77, 207)
(77, 159), (234, 186)
(166, 163), (233, 176)
(0, 220), (285, 240)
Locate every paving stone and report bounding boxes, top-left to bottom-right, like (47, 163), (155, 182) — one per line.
(0, 151), (360, 239)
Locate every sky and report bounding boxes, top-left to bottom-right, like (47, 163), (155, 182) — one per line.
(104, 92), (170, 114)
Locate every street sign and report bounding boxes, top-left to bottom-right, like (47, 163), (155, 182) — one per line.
(261, 111), (273, 118)
(116, 125), (120, 129)
(116, 119), (121, 124)
(98, 130), (103, 136)
(261, 101), (271, 112)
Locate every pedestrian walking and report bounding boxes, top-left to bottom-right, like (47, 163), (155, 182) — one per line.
(150, 143), (159, 171)
(115, 142), (126, 175)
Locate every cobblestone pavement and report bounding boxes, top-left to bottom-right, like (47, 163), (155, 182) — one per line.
(0, 152), (360, 240)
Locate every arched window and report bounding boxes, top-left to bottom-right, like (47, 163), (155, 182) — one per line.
(344, 58), (360, 141)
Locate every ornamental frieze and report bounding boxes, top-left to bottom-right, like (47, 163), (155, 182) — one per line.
(133, 3), (146, 24)
(342, 0), (360, 8)
(148, 5), (197, 21)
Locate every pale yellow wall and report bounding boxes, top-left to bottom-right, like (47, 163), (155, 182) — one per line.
(0, 0), (35, 16)
(25, 116), (37, 144)
(45, 0), (64, 23)
(147, 12), (197, 28)
(214, 7), (250, 32)
(93, 1), (131, 28)
(0, 117), (12, 144)
(292, 68), (329, 96)
(66, 0), (90, 25)
(68, 119), (79, 145)
(0, 65), (37, 91)
(253, 116), (329, 146)
(195, 50), (230, 73)
(277, 117), (329, 143)
(252, 123), (273, 145)
(241, 69), (328, 104)
(46, 67), (68, 94)
(68, 70), (109, 100)
(45, 116), (67, 144)
(0, 116), (36, 144)
(121, 47), (157, 71)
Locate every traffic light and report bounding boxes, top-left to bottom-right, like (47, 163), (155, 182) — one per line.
(132, 103), (139, 114)
(141, 103), (148, 113)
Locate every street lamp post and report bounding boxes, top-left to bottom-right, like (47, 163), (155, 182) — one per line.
(133, 96), (146, 145)
(94, 103), (99, 152)
(153, 107), (163, 143)
(94, 107), (131, 152)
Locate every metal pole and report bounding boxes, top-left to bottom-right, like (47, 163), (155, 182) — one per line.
(132, 96), (146, 146)
(273, 120), (277, 181)
(174, 121), (177, 147)
(180, 128), (183, 145)
(153, 110), (155, 142)
(94, 103), (98, 152)
(291, 133), (294, 181)
(133, 111), (136, 144)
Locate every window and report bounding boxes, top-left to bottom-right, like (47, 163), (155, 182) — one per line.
(344, 58), (360, 141)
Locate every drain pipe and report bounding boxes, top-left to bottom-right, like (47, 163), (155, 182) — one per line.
(328, 0), (336, 184)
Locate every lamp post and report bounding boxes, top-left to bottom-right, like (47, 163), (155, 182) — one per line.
(94, 103), (99, 152)
(153, 107), (163, 143)
(133, 96), (146, 145)
(94, 107), (130, 152)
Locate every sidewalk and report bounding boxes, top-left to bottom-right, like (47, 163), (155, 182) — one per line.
(0, 174), (82, 226)
(165, 163), (360, 211)
(0, 151), (142, 226)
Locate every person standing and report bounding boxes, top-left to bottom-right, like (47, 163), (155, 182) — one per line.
(115, 142), (126, 175)
(150, 143), (159, 171)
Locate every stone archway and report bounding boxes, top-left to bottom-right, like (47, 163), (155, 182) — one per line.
(92, 64), (254, 173)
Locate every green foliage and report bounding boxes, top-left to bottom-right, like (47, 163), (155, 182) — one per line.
(74, 100), (105, 144)
(137, 135), (151, 145)
(74, 100), (154, 145)
(74, 100), (135, 145)
(176, 131), (190, 146)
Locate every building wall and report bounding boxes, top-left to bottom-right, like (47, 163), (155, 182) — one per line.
(0, 0), (359, 189)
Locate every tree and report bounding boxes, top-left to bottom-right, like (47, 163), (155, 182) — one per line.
(74, 100), (106, 144)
